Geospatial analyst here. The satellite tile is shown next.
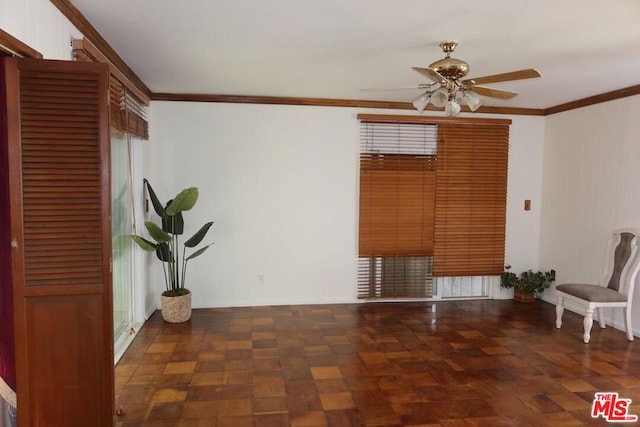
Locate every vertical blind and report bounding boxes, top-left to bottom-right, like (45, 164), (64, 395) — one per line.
(357, 115), (510, 298)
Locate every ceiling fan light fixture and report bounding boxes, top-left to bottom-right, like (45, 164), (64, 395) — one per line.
(430, 88), (448, 108)
(412, 92), (431, 112)
(375, 41), (541, 117)
(463, 90), (484, 112)
(444, 99), (461, 117)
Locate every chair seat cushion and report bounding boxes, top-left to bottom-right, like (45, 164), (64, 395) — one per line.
(556, 283), (627, 302)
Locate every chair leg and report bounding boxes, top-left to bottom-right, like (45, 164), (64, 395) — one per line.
(555, 296), (564, 329)
(584, 307), (594, 343)
(597, 308), (606, 328)
(625, 307), (634, 341)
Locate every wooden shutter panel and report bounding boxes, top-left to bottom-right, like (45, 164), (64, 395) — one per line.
(4, 58), (113, 426)
(0, 51), (16, 393)
(433, 122), (509, 276)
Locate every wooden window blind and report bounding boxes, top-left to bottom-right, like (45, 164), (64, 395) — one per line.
(433, 122), (509, 276)
(123, 90), (148, 139)
(107, 76), (148, 139)
(359, 121), (437, 257)
(72, 38), (149, 140)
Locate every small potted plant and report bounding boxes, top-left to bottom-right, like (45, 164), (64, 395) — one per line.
(501, 265), (554, 302)
(131, 179), (213, 322)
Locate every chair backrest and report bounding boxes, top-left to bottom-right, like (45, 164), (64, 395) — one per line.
(601, 229), (640, 299)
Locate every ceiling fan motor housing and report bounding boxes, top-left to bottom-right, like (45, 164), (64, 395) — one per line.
(429, 57), (469, 81)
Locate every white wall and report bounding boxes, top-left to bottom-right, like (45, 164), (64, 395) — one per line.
(539, 95), (640, 335)
(0, 0), (81, 60)
(148, 103), (360, 307)
(498, 114), (547, 299)
(149, 102), (545, 307)
(504, 117), (546, 271)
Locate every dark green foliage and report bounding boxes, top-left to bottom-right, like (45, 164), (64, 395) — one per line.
(501, 265), (554, 293)
(131, 180), (214, 294)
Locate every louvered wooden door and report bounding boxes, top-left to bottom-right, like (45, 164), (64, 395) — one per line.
(3, 58), (113, 426)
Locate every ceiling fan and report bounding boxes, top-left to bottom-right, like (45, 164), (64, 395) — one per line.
(365, 41), (541, 116)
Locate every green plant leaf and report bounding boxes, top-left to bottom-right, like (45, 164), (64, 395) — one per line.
(185, 244), (212, 261)
(131, 235), (157, 251)
(155, 242), (172, 262)
(166, 187), (199, 215)
(134, 182), (213, 291)
(162, 199), (184, 235)
(145, 221), (172, 243)
(500, 271), (518, 289)
(144, 179), (166, 218)
(184, 222), (214, 248)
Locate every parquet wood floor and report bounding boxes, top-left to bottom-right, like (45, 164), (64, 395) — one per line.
(114, 299), (640, 426)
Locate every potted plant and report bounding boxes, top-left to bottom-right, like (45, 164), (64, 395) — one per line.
(132, 179), (213, 322)
(501, 265), (554, 302)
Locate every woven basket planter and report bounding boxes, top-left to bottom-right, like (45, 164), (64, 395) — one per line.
(161, 291), (192, 323)
(514, 288), (535, 303)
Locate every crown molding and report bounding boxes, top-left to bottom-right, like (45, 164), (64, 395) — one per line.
(0, 28), (42, 58)
(545, 84), (640, 115)
(151, 93), (545, 116)
(151, 93), (413, 110)
(49, 0), (151, 98)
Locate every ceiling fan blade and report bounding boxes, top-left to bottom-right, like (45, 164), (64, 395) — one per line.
(461, 69), (541, 86)
(411, 67), (445, 82)
(360, 85), (428, 92)
(470, 86), (518, 99)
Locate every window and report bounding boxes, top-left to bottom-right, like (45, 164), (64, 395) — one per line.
(358, 120), (437, 298)
(357, 115), (510, 299)
(72, 38), (149, 357)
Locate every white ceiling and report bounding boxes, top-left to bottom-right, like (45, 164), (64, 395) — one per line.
(70, 0), (640, 110)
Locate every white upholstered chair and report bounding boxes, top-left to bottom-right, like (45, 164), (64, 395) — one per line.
(555, 229), (640, 343)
